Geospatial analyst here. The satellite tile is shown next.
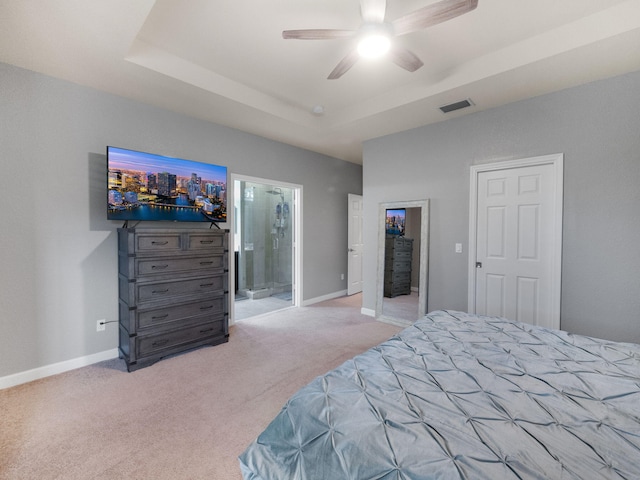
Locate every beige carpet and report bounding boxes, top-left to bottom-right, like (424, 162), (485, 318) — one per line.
(0, 294), (402, 480)
(382, 291), (420, 322)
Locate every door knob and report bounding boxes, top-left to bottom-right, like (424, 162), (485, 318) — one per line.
(476, 262), (482, 268)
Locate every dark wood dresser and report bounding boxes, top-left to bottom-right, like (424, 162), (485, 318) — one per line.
(384, 236), (413, 298)
(117, 227), (229, 371)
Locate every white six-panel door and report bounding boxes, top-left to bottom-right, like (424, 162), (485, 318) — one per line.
(470, 155), (563, 330)
(347, 194), (363, 295)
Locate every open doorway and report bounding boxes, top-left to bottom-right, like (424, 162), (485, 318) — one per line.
(231, 175), (302, 322)
(376, 199), (430, 325)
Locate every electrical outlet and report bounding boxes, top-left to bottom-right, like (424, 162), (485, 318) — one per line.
(341, 273), (345, 280)
(96, 319), (106, 332)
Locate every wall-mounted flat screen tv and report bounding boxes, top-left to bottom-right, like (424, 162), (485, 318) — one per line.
(107, 146), (227, 223)
(385, 208), (406, 236)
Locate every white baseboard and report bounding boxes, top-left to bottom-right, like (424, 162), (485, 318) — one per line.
(302, 289), (348, 306)
(0, 348), (120, 390)
(361, 307), (376, 317)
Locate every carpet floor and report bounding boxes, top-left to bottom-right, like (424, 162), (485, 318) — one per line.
(0, 294), (402, 480)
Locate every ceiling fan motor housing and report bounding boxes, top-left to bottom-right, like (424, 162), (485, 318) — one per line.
(357, 23), (393, 58)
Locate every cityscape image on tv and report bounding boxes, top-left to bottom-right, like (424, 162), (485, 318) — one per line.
(107, 147), (227, 222)
(385, 209), (406, 236)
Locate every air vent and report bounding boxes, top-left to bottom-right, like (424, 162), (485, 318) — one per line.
(439, 98), (474, 114)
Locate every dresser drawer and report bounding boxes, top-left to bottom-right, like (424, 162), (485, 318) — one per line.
(136, 318), (226, 358)
(386, 236), (413, 249)
(385, 260), (411, 273)
(391, 250), (412, 260)
(386, 271), (410, 283)
(136, 233), (183, 252)
(137, 254), (225, 276)
(137, 273), (225, 303)
(384, 271), (410, 298)
(119, 273), (227, 308)
(396, 237), (413, 250)
(138, 299), (226, 330)
(118, 296), (225, 333)
(119, 293), (227, 333)
(119, 230), (184, 254)
(384, 285), (411, 297)
(188, 232), (227, 252)
(119, 253), (226, 279)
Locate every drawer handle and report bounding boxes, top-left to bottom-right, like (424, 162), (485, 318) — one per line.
(199, 327), (214, 334)
(151, 264), (169, 270)
(200, 305), (214, 311)
(199, 283), (214, 288)
(151, 241), (168, 245)
(199, 240), (214, 244)
(152, 339), (169, 347)
(199, 261), (214, 266)
(152, 289), (169, 294)
(151, 314), (169, 320)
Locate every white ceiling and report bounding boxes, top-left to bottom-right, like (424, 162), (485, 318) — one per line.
(2, 0), (640, 164)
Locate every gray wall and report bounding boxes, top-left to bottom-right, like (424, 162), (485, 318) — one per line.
(363, 70), (640, 344)
(0, 62), (362, 378)
(403, 207), (421, 289)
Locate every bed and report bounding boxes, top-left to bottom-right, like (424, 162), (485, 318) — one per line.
(239, 310), (640, 479)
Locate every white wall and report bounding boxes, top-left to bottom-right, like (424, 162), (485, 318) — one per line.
(0, 62), (362, 379)
(363, 70), (640, 344)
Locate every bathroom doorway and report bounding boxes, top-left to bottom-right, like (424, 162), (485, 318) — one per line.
(231, 175), (302, 322)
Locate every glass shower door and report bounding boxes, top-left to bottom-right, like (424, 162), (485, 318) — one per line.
(235, 180), (293, 305)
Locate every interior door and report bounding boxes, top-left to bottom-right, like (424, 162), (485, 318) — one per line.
(473, 160), (562, 329)
(347, 194), (363, 295)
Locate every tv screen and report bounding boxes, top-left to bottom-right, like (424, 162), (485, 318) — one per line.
(107, 146), (227, 223)
(385, 208), (406, 236)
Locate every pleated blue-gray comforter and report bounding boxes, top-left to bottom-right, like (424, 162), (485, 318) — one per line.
(239, 310), (640, 479)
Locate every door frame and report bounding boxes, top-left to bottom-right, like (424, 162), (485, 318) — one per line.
(229, 173), (303, 325)
(376, 199), (430, 325)
(467, 154), (563, 326)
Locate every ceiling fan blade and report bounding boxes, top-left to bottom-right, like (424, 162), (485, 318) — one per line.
(360, 0), (387, 23)
(328, 50), (360, 79)
(283, 29), (356, 40)
(392, 0), (478, 36)
(389, 46), (424, 72)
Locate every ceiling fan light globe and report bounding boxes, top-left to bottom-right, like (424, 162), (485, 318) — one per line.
(357, 34), (391, 58)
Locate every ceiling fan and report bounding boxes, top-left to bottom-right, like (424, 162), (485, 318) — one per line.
(283, 0), (478, 79)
